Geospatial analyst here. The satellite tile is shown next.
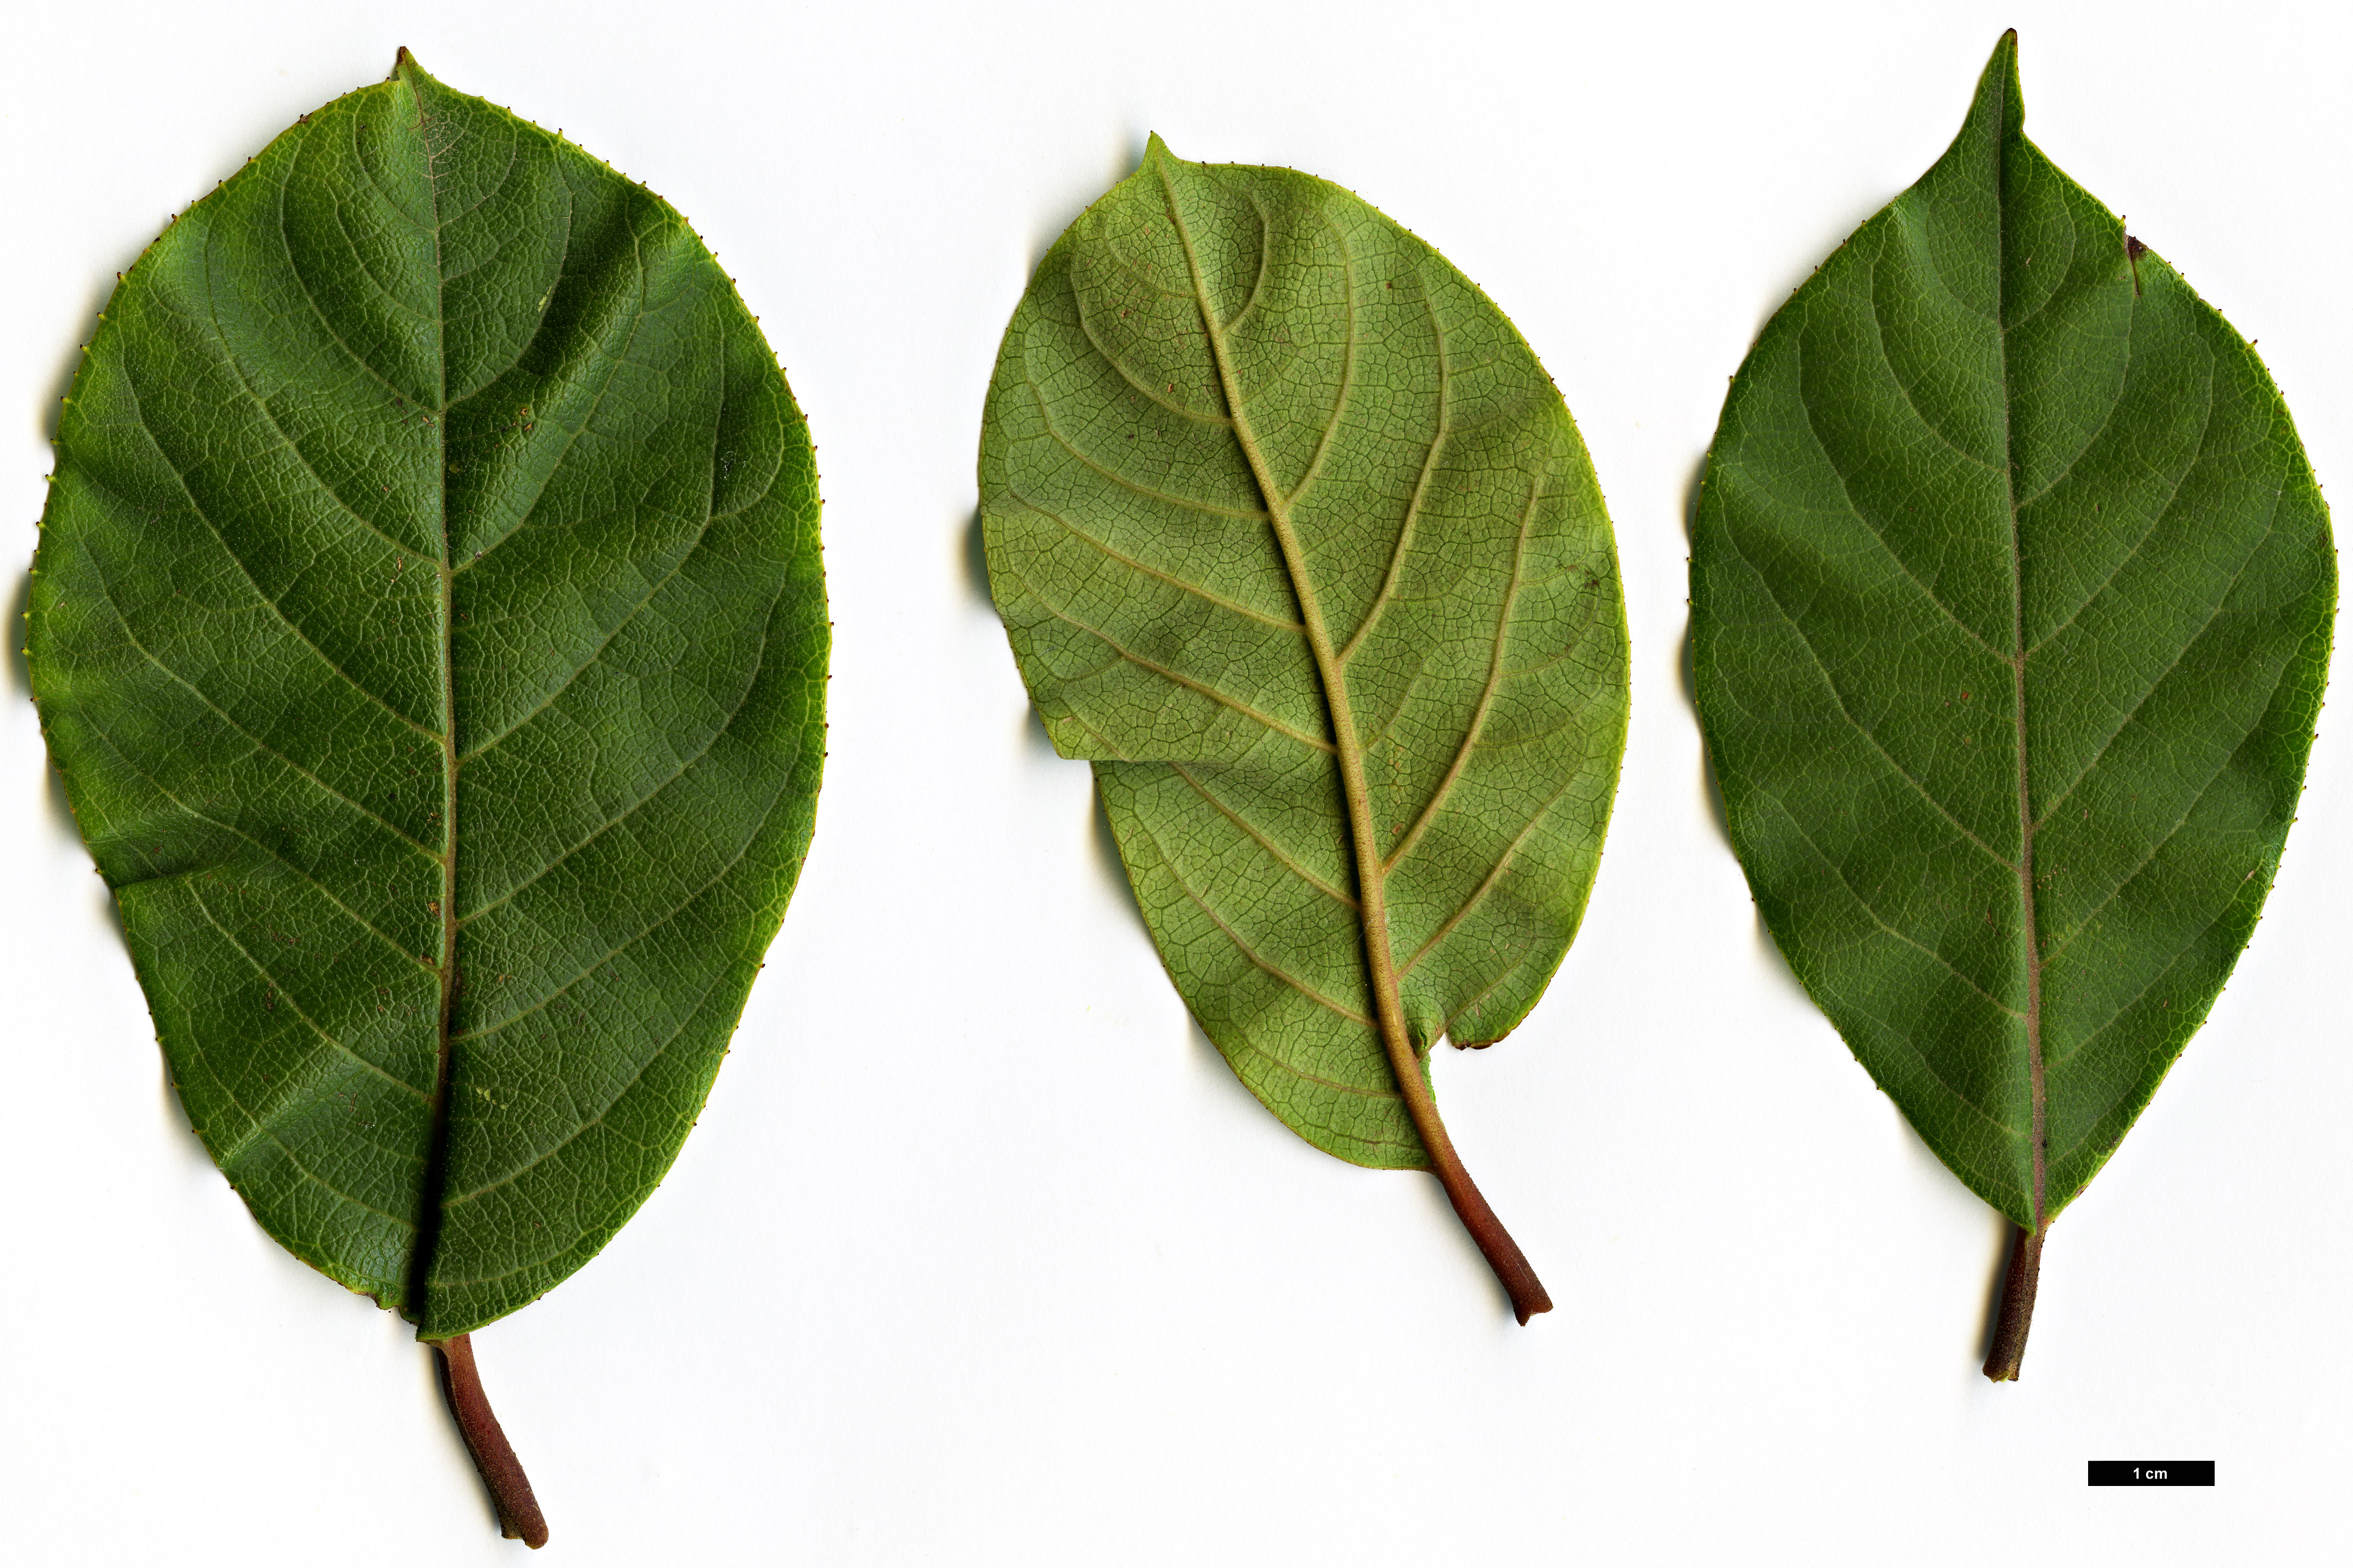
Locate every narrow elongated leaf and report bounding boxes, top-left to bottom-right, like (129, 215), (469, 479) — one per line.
(982, 139), (1628, 1319)
(27, 54), (825, 1532)
(1691, 33), (2333, 1376)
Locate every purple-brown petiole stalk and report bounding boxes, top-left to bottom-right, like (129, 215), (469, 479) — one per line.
(432, 1333), (550, 1548)
(1981, 1221), (2047, 1381)
(1381, 1031), (1552, 1323)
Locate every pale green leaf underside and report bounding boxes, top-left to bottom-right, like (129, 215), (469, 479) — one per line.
(1692, 36), (2333, 1230)
(983, 140), (1628, 1168)
(27, 60), (826, 1335)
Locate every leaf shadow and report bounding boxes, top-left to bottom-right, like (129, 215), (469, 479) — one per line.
(961, 505), (990, 605)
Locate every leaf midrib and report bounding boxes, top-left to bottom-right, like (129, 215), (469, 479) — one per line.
(406, 63), (464, 1326)
(1141, 157), (1559, 1059)
(1151, 158), (1407, 1067)
(1986, 72), (2048, 1236)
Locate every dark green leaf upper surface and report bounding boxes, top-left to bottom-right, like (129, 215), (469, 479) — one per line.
(27, 57), (826, 1335)
(1692, 35), (2333, 1230)
(982, 140), (1627, 1168)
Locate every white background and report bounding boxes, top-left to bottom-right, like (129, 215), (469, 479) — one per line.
(2, 1), (2346, 1562)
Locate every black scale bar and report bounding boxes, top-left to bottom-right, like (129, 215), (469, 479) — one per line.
(2088, 1461), (2215, 1487)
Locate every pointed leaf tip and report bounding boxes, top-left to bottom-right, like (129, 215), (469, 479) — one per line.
(1959, 27), (2026, 143)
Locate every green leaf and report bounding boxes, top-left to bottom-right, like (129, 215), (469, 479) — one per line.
(980, 138), (1629, 1319)
(1691, 32), (2334, 1374)
(26, 56), (827, 1343)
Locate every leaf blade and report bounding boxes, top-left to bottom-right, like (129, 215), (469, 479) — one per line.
(27, 57), (827, 1337)
(984, 139), (1627, 1306)
(1692, 33), (2334, 1245)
